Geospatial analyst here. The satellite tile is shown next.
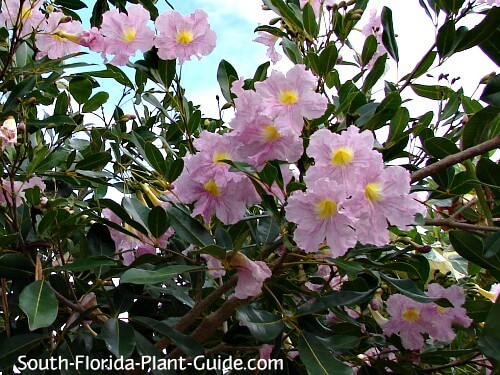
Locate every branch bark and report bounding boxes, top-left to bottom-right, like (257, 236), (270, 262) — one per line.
(424, 218), (500, 232)
(410, 135), (500, 183)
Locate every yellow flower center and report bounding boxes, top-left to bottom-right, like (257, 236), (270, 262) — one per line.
(176, 30), (194, 45)
(315, 199), (337, 219)
(261, 125), (281, 143)
(212, 151), (230, 165)
(401, 308), (420, 322)
(365, 182), (383, 202)
(331, 147), (354, 166)
(53, 30), (80, 44)
(122, 28), (136, 44)
(279, 90), (299, 105)
(21, 7), (32, 19)
(437, 306), (449, 314)
(204, 179), (220, 197)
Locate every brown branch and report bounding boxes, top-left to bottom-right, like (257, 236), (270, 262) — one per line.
(1, 278), (11, 337)
(410, 135), (500, 183)
(425, 218), (500, 232)
(155, 275), (238, 351)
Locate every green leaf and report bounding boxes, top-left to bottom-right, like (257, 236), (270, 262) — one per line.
(19, 281), (59, 330)
(299, 331), (352, 375)
(101, 318), (136, 359)
(449, 231), (499, 271)
(133, 316), (204, 358)
(317, 43), (338, 76)
(236, 305), (284, 341)
(191, 244), (227, 259)
(88, 223), (115, 257)
(484, 233), (500, 258)
(478, 299), (500, 363)
(55, 0), (87, 9)
(75, 152), (111, 170)
(462, 106), (499, 150)
(54, 256), (119, 272)
(381, 275), (451, 305)
(476, 158), (500, 198)
(120, 265), (203, 284)
(0, 253), (33, 279)
(437, 20), (456, 58)
(456, 6), (500, 52)
(135, 332), (174, 375)
(479, 27), (500, 65)
(296, 288), (376, 315)
(167, 206), (214, 247)
(438, 0), (465, 13)
(217, 59), (238, 103)
(362, 54), (387, 92)
(303, 3), (318, 38)
(145, 142), (168, 176)
(381, 6), (399, 62)
(269, 0), (304, 33)
(411, 84), (452, 100)
(0, 334), (43, 370)
(187, 109), (201, 135)
(82, 91), (109, 112)
(361, 35), (378, 66)
(3, 75), (37, 112)
(148, 206), (169, 238)
(424, 137), (460, 159)
(158, 58), (177, 88)
(480, 74), (500, 107)
(69, 76), (93, 104)
(388, 107), (409, 143)
(401, 51), (437, 81)
(122, 197), (151, 232)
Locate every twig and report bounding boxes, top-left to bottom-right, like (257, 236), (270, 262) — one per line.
(410, 135), (500, 183)
(1, 278), (11, 337)
(424, 218), (499, 232)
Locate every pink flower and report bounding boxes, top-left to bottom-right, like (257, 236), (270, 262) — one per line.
(230, 252), (272, 299)
(183, 246), (226, 279)
(1, 117), (17, 150)
(305, 126), (383, 192)
(383, 294), (431, 351)
(0, 176), (45, 207)
(99, 4), (155, 66)
(299, 1), (339, 16)
(305, 264), (346, 292)
(285, 178), (358, 256)
(253, 31), (281, 64)
(77, 27), (105, 51)
(36, 12), (84, 59)
(175, 170), (259, 225)
(0, 0), (44, 36)
(230, 113), (303, 170)
(361, 9), (388, 69)
(354, 165), (425, 246)
(425, 284), (472, 343)
(259, 344), (274, 360)
(254, 65), (328, 134)
(154, 9), (216, 64)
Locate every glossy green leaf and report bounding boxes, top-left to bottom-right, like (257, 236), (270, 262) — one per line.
(167, 206), (214, 247)
(55, 0), (87, 9)
(75, 152), (111, 171)
(424, 137), (460, 159)
(0, 334), (43, 370)
(120, 265), (203, 284)
(462, 106), (500, 149)
(122, 197), (151, 232)
(318, 43), (338, 76)
(361, 35), (378, 66)
(82, 91), (109, 112)
(236, 305), (284, 341)
(0, 253), (34, 279)
(381, 6), (399, 62)
(381, 275), (451, 305)
(480, 74), (500, 107)
(217, 59), (238, 102)
(148, 206), (169, 238)
(362, 54), (386, 93)
(69, 76), (93, 104)
(401, 51), (437, 81)
(19, 281), (59, 330)
(133, 316), (204, 358)
(478, 299), (500, 363)
(476, 158), (500, 198)
(437, 20), (456, 58)
(145, 142), (168, 176)
(388, 107), (409, 143)
(484, 233), (500, 258)
(55, 256), (119, 272)
(299, 331), (352, 375)
(269, 0), (303, 33)
(3, 75), (37, 112)
(449, 231), (499, 271)
(296, 288), (376, 315)
(191, 244), (227, 259)
(456, 6), (500, 52)
(101, 318), (136, 359)
(158, 58), (177, 88)
(411, 84), (452, 100)
(135, 332), (174, 375)
(88, 223), (115, 257)
(303, 3), (318, 38)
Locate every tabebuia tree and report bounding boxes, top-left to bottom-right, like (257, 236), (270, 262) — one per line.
(0, 0), (499, 373)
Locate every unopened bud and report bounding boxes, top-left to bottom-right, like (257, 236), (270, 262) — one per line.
(46, 4), (55, 12)
(59, 16), (73, 24)
(480, 72), (496, 84)
(18, 122), (26, 131)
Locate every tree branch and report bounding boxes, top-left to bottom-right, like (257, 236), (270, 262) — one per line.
(424, 218), (499, 232)
(410, 135), (500, 183)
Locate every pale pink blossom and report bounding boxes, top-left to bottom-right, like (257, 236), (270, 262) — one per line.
(425, 284), (472, 343)
(99, 4), (155, 66)
(0, 117), (17, 150)
(477, 0), (500, 5)
(77, 27), (105, 51)
(361, 9), (388, 69)
(230, 252), (272, 299)
(183, 246), (226, 279)
(299, 0), (339, 16)
(259, 344), (274, 361)
(253, 31), (281, 64)
(305, 264), (346, 291)
(305, 126), (383, 192)
(175, 170), (259, 225)
(383, 294), (431, 351)
(154, 9), (216, 64)
(354, 165), (425, 246)
(254, 64), (328, 134)
(36, 12), (84, 59)
(0, 0), (44, 36)
(285, 178), (358, 256)
(0, 176), (45, 207)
